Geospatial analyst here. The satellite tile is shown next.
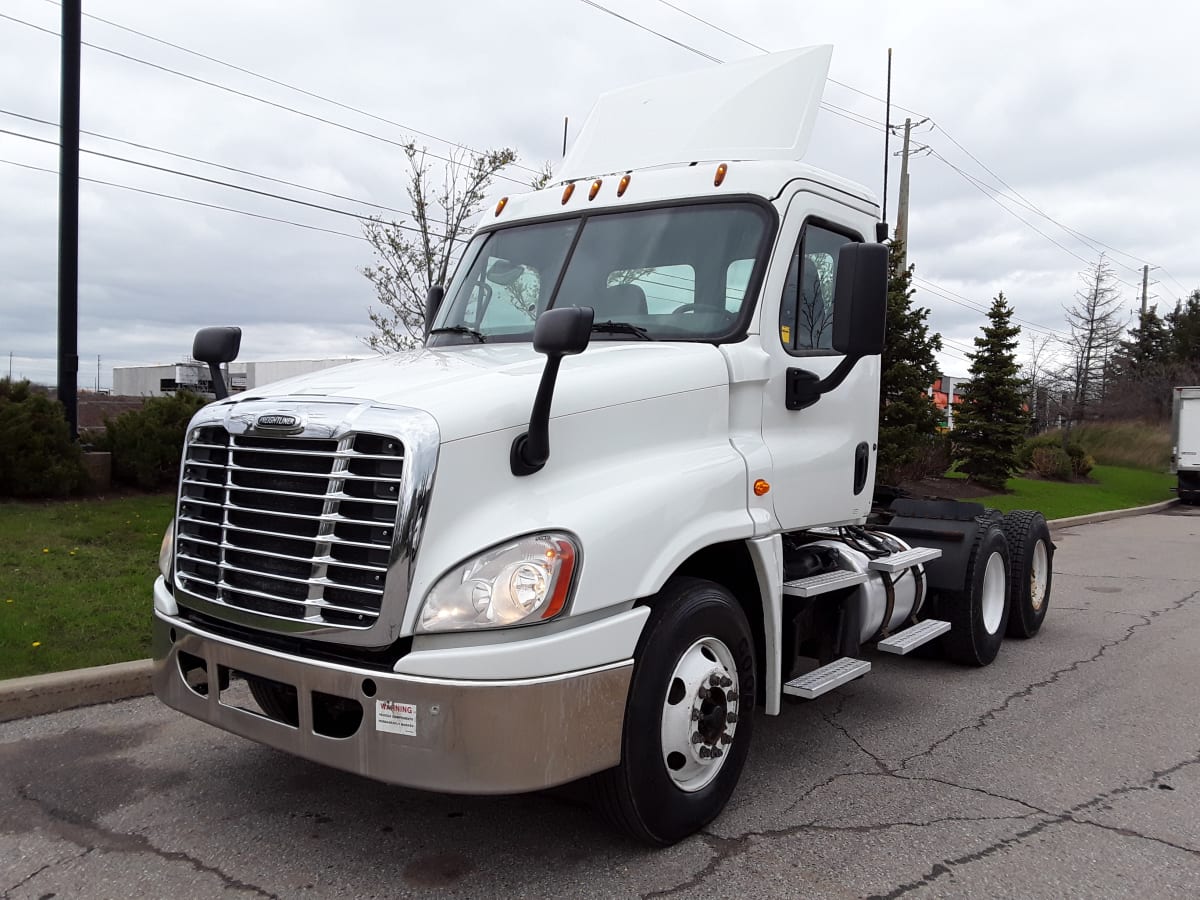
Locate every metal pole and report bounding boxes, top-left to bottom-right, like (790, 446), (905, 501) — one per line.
(57, 0), (81, 438)
(897, 117), (913, 268)
(881, 48), (892, 227)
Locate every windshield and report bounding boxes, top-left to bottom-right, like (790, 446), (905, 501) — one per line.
(431, 202), (772, 344)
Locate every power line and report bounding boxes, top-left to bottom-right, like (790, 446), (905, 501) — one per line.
(1, 157), (367, 241)
(913, 276), (1067, 339)
(631, 1), (1182, 291)
(0, 125), (467, 244)
(37, 0), (542, 178)
(0, 11), (536, 188)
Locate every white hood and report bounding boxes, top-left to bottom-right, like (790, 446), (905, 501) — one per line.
(230, 342), (731, 442)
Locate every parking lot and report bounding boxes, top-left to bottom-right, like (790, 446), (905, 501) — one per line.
(2, 507), (1198, 899)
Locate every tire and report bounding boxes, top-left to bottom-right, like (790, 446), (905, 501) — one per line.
(592, 577), (756, 846)
(937, 524), (1010, 666)
(1001, 510), (1053, 638)
(247, 675), (299, 726)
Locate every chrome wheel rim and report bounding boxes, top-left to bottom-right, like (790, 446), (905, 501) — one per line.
(1030, 539), (1049, 612)
(660, 637), (740, 793)
(981, 551), (1006, 635)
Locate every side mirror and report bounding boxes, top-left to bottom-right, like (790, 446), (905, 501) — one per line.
(511, 307), (594, 476)
(192, 326), (242, 400)
(785, 242), (887, 411)
(831, 242), (887, 358)
(424, 285), (445, 338)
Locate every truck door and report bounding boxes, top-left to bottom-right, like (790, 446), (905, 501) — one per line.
(758, 190), (881, 530)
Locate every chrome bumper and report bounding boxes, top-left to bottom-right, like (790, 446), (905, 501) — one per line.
(152, 612), (633, 794)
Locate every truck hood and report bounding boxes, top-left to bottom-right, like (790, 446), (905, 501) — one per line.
(230, 342), (730, 442)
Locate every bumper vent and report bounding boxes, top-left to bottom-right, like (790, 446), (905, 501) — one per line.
(175, 427), (405, 629)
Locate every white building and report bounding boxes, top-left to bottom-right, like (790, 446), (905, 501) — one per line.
(112, 358), (363, 398)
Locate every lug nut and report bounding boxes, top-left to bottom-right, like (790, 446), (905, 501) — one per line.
(720, 676), (732, 688)
(691, 732), (702, 744)
(698, 747), (712, 759)
(709, 673), (722, 686)
(690, 708), (700, 721)
(726, 689), (738, 702)
(727, 713), (738, 724)
(720, 733), (732, 745)
(712, 748), (724, 758)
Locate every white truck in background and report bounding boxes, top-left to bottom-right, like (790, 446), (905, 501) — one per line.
(151, 47), (1055, 845)
(1171, 386), (1200, 503)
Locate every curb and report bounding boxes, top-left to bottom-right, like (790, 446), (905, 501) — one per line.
(0, 498), (1184, 724)
(0, 659), (153, 724)
(1047, 498), (1179, 531)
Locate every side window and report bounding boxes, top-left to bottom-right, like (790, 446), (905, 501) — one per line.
(726, 259), (753, 313)
(779, 223), (856, 353)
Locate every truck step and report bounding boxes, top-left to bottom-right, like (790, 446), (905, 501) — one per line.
(876, 619), (951, 655)
(867, 546), (942, 573)
(781, 569), (868, 598)
(782, 657), (871, 699)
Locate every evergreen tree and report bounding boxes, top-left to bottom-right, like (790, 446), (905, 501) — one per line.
(877, 236), (944, 484)
(1165, 291), (1200, 369)
(954, 293), (1027, 489)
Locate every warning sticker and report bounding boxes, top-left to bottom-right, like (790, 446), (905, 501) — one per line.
(375, 699), (417, 736)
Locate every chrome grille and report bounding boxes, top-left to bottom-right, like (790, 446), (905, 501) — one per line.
(175, 426), (405, 629)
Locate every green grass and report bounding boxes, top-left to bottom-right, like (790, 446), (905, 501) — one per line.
(976, 464), (1175, 520)
(0, 493), (174, 680)
(1070, 421), (1172, 471)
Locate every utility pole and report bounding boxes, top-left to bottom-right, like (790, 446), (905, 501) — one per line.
(896, 117), (913, 269)
(96, 354), (101, 392)
(7, 351), (11, 382)
(57, 0), (81, 439)
(1141, 264), (1150, 317)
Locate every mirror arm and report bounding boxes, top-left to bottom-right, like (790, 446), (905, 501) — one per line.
(786, 354), (863, 411)
(206, 362), (229, 400)
(510, 355), (564, 476)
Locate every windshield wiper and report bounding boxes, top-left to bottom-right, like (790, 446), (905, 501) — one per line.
(591, 320), (653, 341)
(428, 325), (487, 343)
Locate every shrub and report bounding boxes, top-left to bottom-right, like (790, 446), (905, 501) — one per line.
(0, 378), (88, 497)
(104, 392), (208, 489)
(1031, 446), (1073, 481)
(890, 432), (952, 483)
(1017, 434), (1091, 476)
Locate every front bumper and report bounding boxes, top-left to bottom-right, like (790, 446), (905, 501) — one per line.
(152, 611), (633, 794)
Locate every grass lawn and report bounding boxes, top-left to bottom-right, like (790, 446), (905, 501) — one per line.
(975, 465), (1175, 520)
(0, 493), (174, 680)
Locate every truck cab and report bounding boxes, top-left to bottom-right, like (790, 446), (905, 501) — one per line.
(151, 46), (1052, 845)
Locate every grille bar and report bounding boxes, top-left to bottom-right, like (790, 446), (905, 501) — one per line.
(175, 425), (403, 630)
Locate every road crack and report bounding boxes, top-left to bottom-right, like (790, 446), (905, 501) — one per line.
(900, 589), (1199, 770)
(15, 786), (279, 898)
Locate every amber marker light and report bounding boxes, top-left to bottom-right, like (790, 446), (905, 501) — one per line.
(561, 182), (575, 204)
(589, 179), (603, 200)
(540, 540), (577, 620)
(494, 196), (508, 216)
(714, 163), (728, 187)
(617, 173), (631, 197)
(753, 479), (770, 496)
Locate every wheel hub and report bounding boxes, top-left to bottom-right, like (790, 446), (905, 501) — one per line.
(661, 638), (740, 791)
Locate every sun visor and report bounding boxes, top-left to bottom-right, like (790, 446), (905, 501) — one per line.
(558, 45), (833, 181)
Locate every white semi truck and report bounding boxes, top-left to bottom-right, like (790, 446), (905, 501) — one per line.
(1172, 386), (1200, 503)
(151, 47), (1054, 844)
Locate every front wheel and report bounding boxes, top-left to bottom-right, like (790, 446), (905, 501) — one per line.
(592, 577), (756, 845)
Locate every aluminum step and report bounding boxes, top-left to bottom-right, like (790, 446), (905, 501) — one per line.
(781, 569), (868, 598)
(876, 618), (951, 655)
(867, 546), (943, 573)
(782, 657), (871, 699)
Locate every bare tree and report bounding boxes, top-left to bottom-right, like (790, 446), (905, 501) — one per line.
(362, 143), (520, 351)
(1061, 254), (1126, 426)
(1021, 331), (1056, 431)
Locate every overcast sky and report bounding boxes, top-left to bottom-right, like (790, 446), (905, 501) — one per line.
(2, 0), (1197, 387)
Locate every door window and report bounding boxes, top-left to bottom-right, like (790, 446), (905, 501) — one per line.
(779, 223), (857, 353)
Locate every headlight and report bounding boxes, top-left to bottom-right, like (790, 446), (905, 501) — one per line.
(418, 533), (578, 633)
(159, 520), (175, 580)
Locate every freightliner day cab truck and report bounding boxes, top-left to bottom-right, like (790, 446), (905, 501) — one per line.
(1172, 386), (1200, 503)
(152, 47), (1056, 844)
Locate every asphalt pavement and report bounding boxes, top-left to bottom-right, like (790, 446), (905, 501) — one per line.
(2, 507), (1198, 899)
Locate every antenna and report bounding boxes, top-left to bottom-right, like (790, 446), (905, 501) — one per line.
(881, 48), (892, 227)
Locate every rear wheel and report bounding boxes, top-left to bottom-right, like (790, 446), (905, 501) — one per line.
(1002, 510), (1053, 638)
(937, 524), (1010, 666)
(592, 577), (756, 845)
